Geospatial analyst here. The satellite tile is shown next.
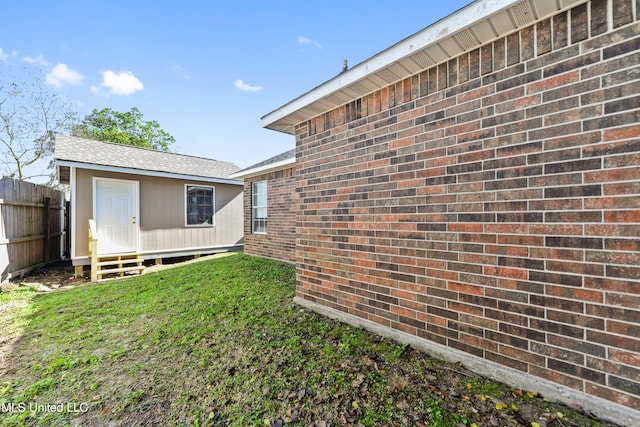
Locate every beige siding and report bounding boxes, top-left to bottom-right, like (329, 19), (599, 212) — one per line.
(73, 168), (243, 261)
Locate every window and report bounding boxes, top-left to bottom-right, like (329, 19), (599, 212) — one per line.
(185, 185), (215, 226)
(252, 180), (267, 234)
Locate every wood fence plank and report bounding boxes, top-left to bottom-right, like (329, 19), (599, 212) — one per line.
(0, 177), (67, 282)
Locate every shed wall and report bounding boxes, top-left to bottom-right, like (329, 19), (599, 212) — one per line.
(243, 166), (297, 263)
(294, 0), (640, 421)
(73, 168), (243, 261)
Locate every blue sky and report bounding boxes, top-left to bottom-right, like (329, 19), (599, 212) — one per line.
(1, 0), (470, 178)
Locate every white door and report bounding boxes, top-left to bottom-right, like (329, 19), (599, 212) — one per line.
(94, 178), (139, 255)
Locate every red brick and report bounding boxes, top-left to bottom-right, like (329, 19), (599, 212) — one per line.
(448, 281), (485, 296)
(546, 285), (604, 302)
(605, 210), (640, 222)
(610, 348), (640, 366)
(448, 223), (483, 233)
(288, 8), (640, 416)
(484, 266), (528, 280)
(602, 181), (640, 196)
(608, 320), (640, 338)
(604, 125), (640, 141)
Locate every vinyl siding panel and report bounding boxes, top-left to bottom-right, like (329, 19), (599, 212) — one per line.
(73, 168), (243, 261)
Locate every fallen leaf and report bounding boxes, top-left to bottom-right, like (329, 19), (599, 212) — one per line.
(296, 388), (306, 400)
(396, 400), (409, 410)
(351, 373), (365, 388)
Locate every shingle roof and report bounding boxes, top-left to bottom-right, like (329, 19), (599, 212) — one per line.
(229, 148), (296, 179)
(55, 135), (240, 180)
(239, 148), (295, 172)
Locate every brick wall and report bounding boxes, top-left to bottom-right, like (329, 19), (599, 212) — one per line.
(294, 0), (640, 417)
(243, 166), (296, 263)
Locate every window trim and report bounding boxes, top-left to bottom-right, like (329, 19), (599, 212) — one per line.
(184, 184), (215, 227)
(252, 180), (267, 235)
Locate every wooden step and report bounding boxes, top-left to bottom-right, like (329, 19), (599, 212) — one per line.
(94, 253), (145, 281)
(97, 266), (144, 275)
(98, 254), (142, 261)
(96, 266), (145, 281)
(97, 258), (143, 267)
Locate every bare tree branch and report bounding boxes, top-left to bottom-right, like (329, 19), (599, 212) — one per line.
(0, 67), (76, 182)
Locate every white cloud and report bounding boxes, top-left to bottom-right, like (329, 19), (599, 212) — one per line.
(234, 79), (262, 92)
(23, 53), (51, 66)
(45, 63), (84, 87)
(297, 35), (322, 49)
(171, 64), (190, 80)
(100, 70), (144, 95)
(0, 48), (16, 62)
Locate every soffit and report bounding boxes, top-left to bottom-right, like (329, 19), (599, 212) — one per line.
(262, 0), (587, 134)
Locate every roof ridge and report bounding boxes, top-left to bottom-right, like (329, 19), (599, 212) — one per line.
(56, 135), (234, 165)
(55, 135), (240, 180)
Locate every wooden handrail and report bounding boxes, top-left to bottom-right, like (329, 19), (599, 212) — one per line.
(88, 219), (98, 282)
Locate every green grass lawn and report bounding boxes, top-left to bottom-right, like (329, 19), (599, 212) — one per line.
(0, 253), (614, 426)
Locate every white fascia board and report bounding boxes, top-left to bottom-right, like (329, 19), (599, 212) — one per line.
(262, 0), (522, 132)
(229, 157), (296, 180)
(56, 160), (243, 186)
(263, 0), (592, 134)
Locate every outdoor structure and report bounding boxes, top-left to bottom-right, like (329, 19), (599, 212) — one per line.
(55, 135), (244, 277)
(262, 0), (640, 425)
(230, 149), (296, 263)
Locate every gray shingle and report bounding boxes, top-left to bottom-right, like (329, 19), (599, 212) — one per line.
(235, 148), (295, 174)
(55, 135), (240, 179)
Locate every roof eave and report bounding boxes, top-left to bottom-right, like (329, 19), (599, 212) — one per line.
(262, 0), (586, 135)
(229, 157), (296, 180)
(56, 159), (243, 186)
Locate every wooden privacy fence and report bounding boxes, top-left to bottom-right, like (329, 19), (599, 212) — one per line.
(0, 177), (67, 282)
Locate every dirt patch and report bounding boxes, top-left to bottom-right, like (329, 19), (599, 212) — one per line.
(1, 254), (229, 293)
(2, 260), (89, 292)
